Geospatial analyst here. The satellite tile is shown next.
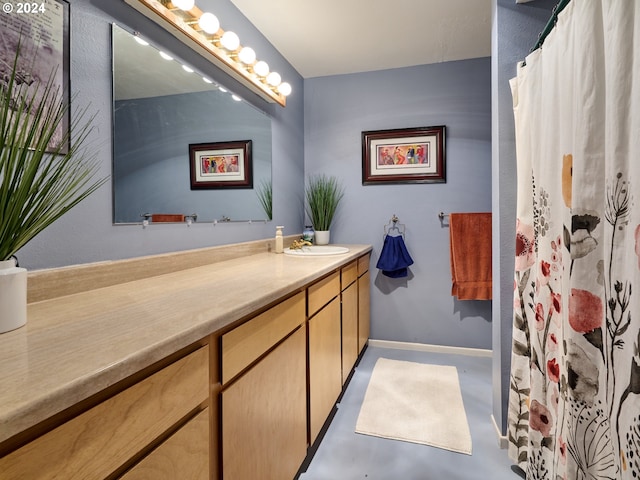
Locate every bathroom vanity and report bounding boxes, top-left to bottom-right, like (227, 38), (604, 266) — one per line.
(0, 239), (371, 479)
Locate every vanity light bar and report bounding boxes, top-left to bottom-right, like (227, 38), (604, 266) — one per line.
(123, 0), (289, 107)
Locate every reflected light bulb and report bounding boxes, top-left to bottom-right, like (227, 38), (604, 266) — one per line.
(253, 60), (269, 77)
(266, 71), (281, 87)
(172, 0), (194, 10)
(238, 47), (256, 65)
(221, 31), (240, 51)
(202, 77), (213, 84)
(277, 82), (292, 96)
(182, 65), (194, 73)
(199, 12), (220, 34)
(159, 51), (173, 61)
(134, 36), (149, 46)
(231, 94), (242, 102)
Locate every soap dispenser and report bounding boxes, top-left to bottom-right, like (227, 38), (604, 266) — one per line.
(275, 226), (284, 253)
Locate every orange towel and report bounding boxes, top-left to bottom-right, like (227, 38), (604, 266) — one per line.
(151, 214), (185, 222)
(449, 213), (492, 300)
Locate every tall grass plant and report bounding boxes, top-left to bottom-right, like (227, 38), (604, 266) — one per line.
(305, 174), (344, 231)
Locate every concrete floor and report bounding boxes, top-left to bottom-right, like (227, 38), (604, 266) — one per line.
(298, 345), (521, 480)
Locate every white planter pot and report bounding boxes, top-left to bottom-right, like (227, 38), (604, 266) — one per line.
(315, 230), (330, 245)
(0, 258), (27, 334)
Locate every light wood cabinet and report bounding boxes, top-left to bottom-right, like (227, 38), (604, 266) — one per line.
(219, 256), (371, 478)
(308, 296), (342, 443)
(222, 327), (307, 480)
(341, 262), (359, 385)
(358, 257), (371, 354)
(0, 249), (372, 480)
(0, 345), (210, 480)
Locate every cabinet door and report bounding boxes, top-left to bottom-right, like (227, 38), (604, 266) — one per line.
(222, 327), (307, 480)
(341, 281), (358, 385)
(0, 346), (209, 480)
(358, 270), (371, 353)
(308, 297), (342, 443)
(121, 409), (209, 480)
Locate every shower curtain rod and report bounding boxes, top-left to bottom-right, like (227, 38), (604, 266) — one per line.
(523, 0), (571, 64)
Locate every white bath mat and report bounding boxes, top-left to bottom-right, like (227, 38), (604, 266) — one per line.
(355, 358), (472, 455)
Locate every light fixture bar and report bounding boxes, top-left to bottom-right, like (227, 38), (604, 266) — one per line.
(123, 0), (287, 107)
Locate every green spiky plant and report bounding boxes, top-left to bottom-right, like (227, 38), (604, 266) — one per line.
(305, 174), (344, 231)
(0, 44), (106, 261)
(256, 179), (272, 220)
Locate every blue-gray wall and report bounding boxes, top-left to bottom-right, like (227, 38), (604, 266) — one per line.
(492, 0), (557, 433)
(16, 0), (304, 270)
(304, 59), (493, 350)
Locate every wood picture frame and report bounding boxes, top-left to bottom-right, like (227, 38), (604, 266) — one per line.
(362, 126), (446, 185)
(189, 140), (253, 189)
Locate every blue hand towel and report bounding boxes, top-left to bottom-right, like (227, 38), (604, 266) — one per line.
(376, 235), (414, 278)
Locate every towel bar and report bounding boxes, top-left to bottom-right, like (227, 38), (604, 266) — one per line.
(384, 214), (405, 238)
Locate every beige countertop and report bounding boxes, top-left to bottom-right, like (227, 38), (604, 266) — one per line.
(0, 244), (372, 444)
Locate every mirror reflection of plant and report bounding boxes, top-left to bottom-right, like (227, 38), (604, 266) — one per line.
(0, 44), (107, 261)
(256, 180), (272, 220)
(305, 174), (344, 232)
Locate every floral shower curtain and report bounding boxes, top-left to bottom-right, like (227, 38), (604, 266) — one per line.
(508, 1), (640, 478)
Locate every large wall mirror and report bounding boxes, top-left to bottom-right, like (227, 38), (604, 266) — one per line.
(112, 24), (272, 224)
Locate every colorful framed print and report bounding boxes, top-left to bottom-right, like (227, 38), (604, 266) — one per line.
(0, 0), (71, 153)
(189, 140), (253, 189)
(362, 126), (446, 185)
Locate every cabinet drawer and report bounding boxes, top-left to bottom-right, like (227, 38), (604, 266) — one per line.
(222, 291), (305, 384)
(308, 271), (340, 317)
(0, 345), (209, 480)
(121, 409), (209, 480)
(357, 253), (370, 276)
(341, 260), (358, 290)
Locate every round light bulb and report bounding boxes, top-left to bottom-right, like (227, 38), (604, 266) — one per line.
(266, 71), (281, 87)
(221, 31), (240, 51)
(238, 46), (256, 65)
(172, 0), (194, 10)
(277, 82), (292, 96)
(253, 60), (269, 77)
(159, 51), (173, 61)
(198, 12), (220, 34)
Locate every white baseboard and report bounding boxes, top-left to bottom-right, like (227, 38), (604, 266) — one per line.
(491, 414), (509, 449)
(367, 339), (492, 358)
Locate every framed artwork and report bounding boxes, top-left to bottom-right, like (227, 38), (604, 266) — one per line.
(0, 0), (71, 153)
(362, 126), (446, 185)
(189, 140), (253, 189)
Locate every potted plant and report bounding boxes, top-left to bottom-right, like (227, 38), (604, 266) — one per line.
(0, 45), (106, 333)
(305, 174), (344, 245)
(256, 179), (272, 220)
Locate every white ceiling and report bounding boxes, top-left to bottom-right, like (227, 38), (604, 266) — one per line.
(229, 0), (493, 78)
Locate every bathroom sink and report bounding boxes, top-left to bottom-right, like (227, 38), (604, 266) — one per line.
(284, 245), (350, 256)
